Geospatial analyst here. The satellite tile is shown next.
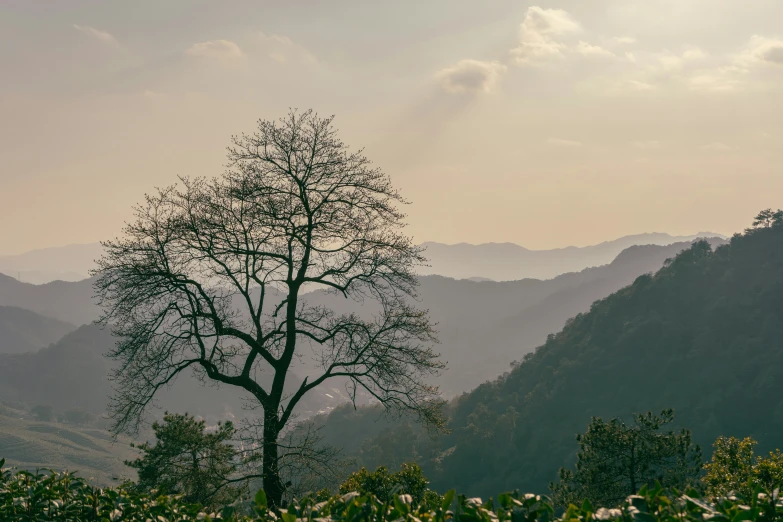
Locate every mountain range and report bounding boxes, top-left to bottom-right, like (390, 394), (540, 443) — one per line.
(0, 238), (724, 400)
(0, 306), (75, 354)
(304, 223), (783, 498)
(0, 232), (726, 285)
(420, 232), (726, 281)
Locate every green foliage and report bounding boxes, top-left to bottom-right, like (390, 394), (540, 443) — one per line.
(401, 216), (783, 497)
(3, 456), (783, 522)
(125, 412), (243, 509)
(704, 436), (783, 499)
(550, 409), (702, 508)
(339, 462), (439, 507)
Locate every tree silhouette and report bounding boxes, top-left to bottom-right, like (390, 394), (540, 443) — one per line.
(94, 110), (444, 507)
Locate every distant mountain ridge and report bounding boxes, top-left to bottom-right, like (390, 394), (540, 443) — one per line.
(0, 243), (103, 284)
(420, 232), (727, 281)
(0, 306), (75, 354)
(0, 239), (726, 397)
(0, 232), (726, 284)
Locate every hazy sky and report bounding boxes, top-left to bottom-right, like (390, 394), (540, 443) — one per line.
(1, 0), (782, 255)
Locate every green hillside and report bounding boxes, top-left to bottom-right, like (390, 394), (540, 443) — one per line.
(0, 403), (136, 485)
(307, 217), (783, 497)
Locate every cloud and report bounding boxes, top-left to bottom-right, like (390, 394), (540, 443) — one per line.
(613, 36), (636, 44)
(735, 35), (783, 67)
(257, 32), (316, 64)
(547, 138), (583, 147)
(576, 41), (615, 58)
(689, 67), (743, 92)
(73, 24), (116, 43)
(436, 59), (507, 94)
(186, 40), (243, 60)
(625, 52), (637, 63)
(510, 6), (580, 64)
(685, 36), (783, 92)
(655, 47), (707, 71)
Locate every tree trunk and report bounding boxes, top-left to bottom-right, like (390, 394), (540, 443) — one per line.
(262, 408), (285, 508)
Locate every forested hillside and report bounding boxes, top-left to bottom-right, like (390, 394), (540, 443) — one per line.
(309, 221), (783, 498)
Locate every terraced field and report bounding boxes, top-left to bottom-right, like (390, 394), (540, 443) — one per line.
(0, 405), (137, 485)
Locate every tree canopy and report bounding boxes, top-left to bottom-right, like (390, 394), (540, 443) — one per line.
(94, 110), (444, 506)
(550, 409), (702, 508)
(125, 412), (242, 509)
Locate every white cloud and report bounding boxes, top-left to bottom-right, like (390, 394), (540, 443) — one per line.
(436, 59), (507, 94)
(613, 36), (636, 44)
(576, 41), (615, 58)
(73, 24), (116, 43)
(258, 32), (316, 64)
(186, 40), (243, 60)
(625, 52), (637, 63)
(510, 6), (580, 64)
(547, 138), (583, 147)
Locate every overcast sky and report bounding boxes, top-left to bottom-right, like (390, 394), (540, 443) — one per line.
(1, 0), (781, 255)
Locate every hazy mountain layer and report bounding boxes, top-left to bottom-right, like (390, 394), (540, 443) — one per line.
(0, 273), (98, 326)
(420, 232), (725, 281)
(0, 233), (726, 285)
(0, 243), (103, 284)
(0, 306), (75, 354)
(0, 240), (723, 401)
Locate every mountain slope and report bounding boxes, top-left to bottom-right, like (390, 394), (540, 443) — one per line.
(0, 306), (75, 354)
(432, 225), (783, 495)
(0, 403), (136, 485)
(0, 273), (97, 325)
(304, 224), (783, 497)
(420, 232), (725, 281)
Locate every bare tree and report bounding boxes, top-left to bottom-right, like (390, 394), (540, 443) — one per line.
(93, 110), (444, 507)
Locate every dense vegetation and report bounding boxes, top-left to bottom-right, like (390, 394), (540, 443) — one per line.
(4, 456), (783, 522)
(300, 214), (783, 497)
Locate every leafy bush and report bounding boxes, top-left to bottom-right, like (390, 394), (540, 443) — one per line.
(703, 436), (783, 499)
(339, 462), (440, 507)
(3, 457), (783, 522)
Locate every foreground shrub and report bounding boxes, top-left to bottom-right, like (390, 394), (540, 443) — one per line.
(2, 458), (783, 521)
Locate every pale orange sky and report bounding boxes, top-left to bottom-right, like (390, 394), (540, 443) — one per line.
(1, 0), (782, 255)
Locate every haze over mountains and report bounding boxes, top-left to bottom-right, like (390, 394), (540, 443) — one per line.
(0, 243), (103, 284)
(420, 232), (726, 281)
(0, 232), (726, 285)
(0, 237), (725, 416)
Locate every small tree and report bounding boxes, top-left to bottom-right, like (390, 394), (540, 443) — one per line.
(125, 412), (242, 509)
(550, 409), (702, 508)
(31, 405), (53, 422)
(339, 463), (436, 507)
(703, 436), (783, 499)
(95, 110), (444, 507)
